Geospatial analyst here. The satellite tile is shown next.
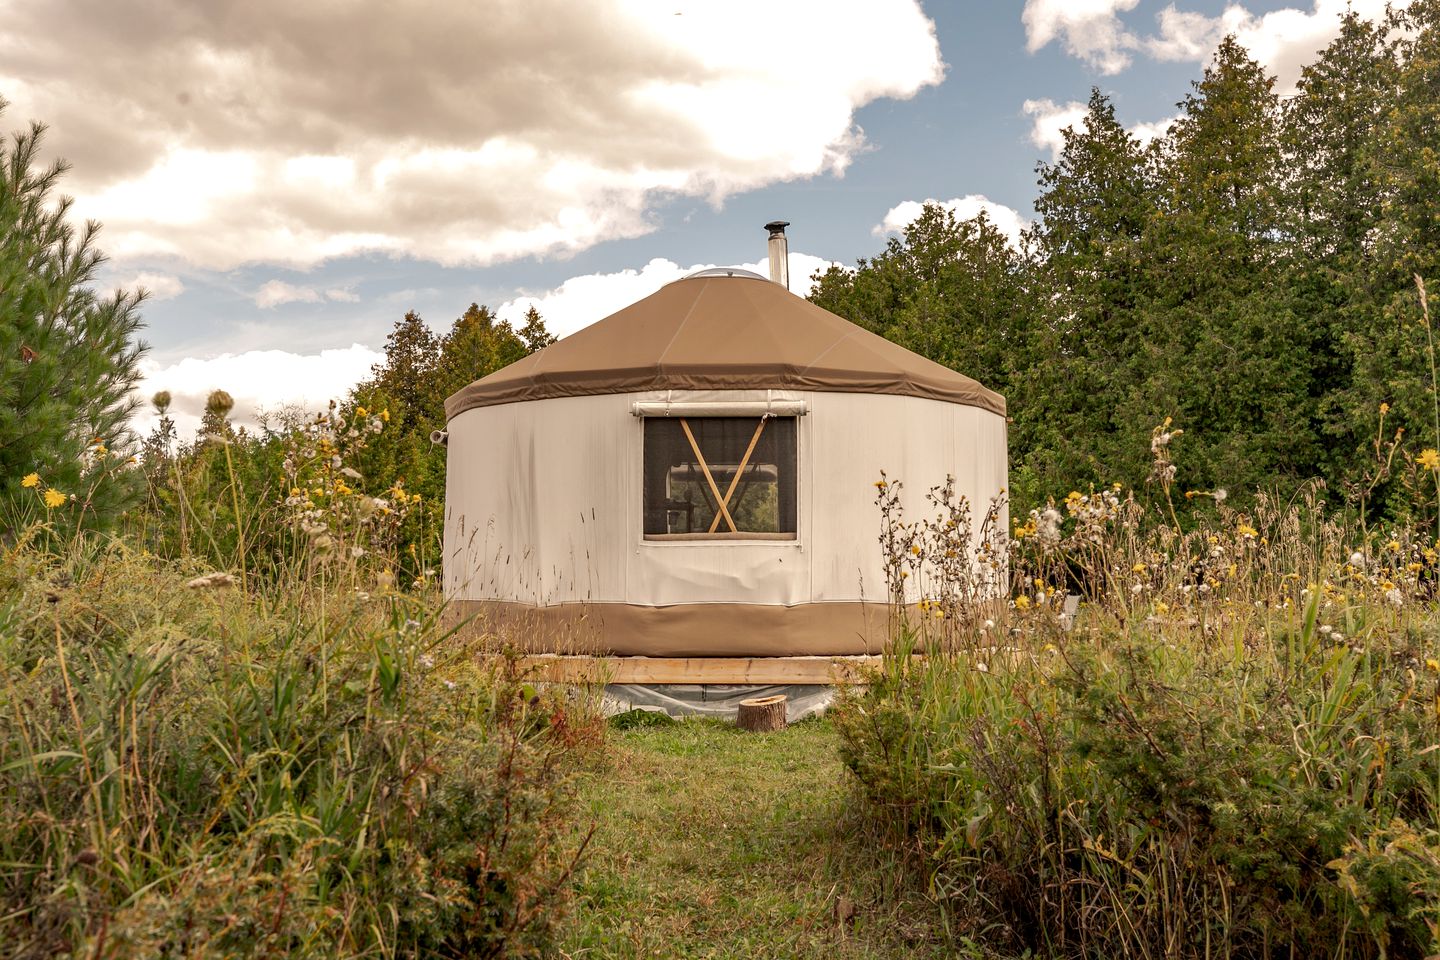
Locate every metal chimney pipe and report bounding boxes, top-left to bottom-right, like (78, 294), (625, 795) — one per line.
(765, 220), (790, 289)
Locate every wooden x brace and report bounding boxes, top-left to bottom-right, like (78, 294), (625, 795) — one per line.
(676, 417), (770, 534)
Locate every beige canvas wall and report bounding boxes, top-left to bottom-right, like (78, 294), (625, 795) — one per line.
(441, 388), (1008, 654)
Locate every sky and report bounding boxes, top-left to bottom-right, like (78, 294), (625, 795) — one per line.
(0, 0), (1400, 437)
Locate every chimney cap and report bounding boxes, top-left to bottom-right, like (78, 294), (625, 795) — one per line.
(764, 220), (790, 236)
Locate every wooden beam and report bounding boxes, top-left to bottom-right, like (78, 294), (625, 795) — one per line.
(512, 655), (886, 685)
(679, 418), (737, 533)
(707, 416), (767, 534)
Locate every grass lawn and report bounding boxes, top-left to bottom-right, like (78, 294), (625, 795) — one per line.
(561, 715), (968, 959)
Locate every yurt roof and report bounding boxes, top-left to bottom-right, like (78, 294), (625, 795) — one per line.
(445, 272), (1006, 420)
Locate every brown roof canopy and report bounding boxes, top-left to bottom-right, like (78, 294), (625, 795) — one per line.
(445, 273), (1006, 420)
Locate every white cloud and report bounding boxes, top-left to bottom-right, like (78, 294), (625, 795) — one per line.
(1023, 98), (1176, 157)
(1022, 0), (1141, 74)
(123, 271), (185, 301)
(497, 252), (841, 339)
(1023, 98), (1090, 159)
(1130, 114), (1180, 147)
(1144, 1), (1402, 92)
(134, 344), (384, 440)
(1023, 0), (1404, 90)
(1, 0), (943, 271)
(254, 280), (360, 308)
(874, 196), (1028, 248)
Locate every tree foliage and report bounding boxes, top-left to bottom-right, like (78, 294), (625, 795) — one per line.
(813, 13), (1440, 520)
(0, 105), (147, 534)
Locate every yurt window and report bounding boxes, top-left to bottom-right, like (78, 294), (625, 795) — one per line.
(642, 416), (797, 540)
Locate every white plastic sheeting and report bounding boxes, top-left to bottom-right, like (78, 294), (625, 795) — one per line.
(602, 684), (836, 721)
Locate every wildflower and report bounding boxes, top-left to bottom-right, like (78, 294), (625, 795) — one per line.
(355, 405), (368, 417)
(1349, 551), (1366, 568)
(1132, 562), (1147, 573)
(43, 488), (66, 509)
(443, 679), (457, 691)
(1013, 594), (1031, 610)
(1214, 488), (1227, 503)
(1237, 523), (1259, 539)
(1427, 658), (1440, 673)
(380, 408), (390, 422)
(874, 480), (887, 490)
(910, 545), (921, 556)
(975, 662), (989, 674)
(1388, 540), (1402, 553)
(21, 473), (39, 488)
(982, 619), (995, 630)
(1381, 402), (1390, 415)
(1420, 449), (1440, 471)
(1386, 588), (1404, 608)
(1154, 601), (1169, 615)
(340, 466), (363, 481)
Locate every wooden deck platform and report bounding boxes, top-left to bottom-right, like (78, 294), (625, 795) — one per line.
(515, 654), (885, 685)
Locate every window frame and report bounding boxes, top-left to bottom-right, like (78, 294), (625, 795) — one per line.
(637, 411), (802, 545)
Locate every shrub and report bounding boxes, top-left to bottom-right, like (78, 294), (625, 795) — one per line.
(836, 474), (1440, 958)
(0, 538), (601, 958)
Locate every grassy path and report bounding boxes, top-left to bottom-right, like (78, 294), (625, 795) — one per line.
(561, 717), (962, 959)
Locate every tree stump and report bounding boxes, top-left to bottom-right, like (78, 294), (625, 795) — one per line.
(737, 694), (788, 732)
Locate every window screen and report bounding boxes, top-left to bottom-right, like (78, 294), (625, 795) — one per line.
(643, 416), (797, 538)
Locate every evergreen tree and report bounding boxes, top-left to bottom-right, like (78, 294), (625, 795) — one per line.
(811, 203), (1030, 388)
(1138, 37), (1318, 497)
(1026, 89), (1160, 495)
(370, 310), (440, 431)
(519, 305), (557, 353)
(431, 303), (532, 412)
(0, 105), (147, 532)
(1281, 11), (1398, 497)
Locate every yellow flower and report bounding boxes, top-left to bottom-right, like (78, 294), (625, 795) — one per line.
(1426, 659), (1440, 673)
(1420, 449), (1440, 471)
(910, 545), (921, 556)
(43, 488), (66, 509)
(380, 408), (390, 422)
(1388, 540), (1402, 553)
(1380, 402), (1390, 415)
(1154, 601), (1169, 615)
(355, 405), (368, 417)
(21, 473), (39, 488)
(1237, 523), (1258, 539)
(1132, 562), (1147, 573)
(1013, 594), (1031, 610)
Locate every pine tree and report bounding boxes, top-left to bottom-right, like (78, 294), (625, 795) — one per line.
(0, 105), (147, 533)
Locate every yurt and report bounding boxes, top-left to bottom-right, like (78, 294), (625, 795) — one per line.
(441, 226), (1007, 681)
